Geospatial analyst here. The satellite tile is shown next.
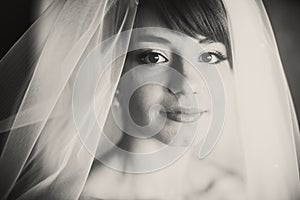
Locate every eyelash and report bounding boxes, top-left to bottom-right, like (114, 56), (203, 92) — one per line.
(138, 50), (227, 65)
(138, 50), (168, 64)
(199, 51), (227, 64)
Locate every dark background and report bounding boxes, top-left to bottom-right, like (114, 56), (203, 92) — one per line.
(0, 0), (300, 123)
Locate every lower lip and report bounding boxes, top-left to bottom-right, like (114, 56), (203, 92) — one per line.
(162, 111), (203, 123)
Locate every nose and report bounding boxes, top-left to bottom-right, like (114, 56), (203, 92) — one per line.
(173, 90), (199, 108)
(171, 55), (201, 96)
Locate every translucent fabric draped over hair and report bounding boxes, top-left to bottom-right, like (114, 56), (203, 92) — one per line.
(0, 0), (138, 199)
(0, 0), (299, 200)
(224, 0), (300, 199)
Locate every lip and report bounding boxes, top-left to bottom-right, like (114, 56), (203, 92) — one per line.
(160, 107), (207, 123)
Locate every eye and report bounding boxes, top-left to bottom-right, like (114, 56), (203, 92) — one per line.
(139, 50), (169, 64)
(198, 51), (226, 64)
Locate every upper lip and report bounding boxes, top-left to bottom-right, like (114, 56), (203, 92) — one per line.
(163, 106), (205, 115)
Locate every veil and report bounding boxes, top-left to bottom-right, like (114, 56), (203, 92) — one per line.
(224, 0), (300, 199)
(0, 0), (299, 199)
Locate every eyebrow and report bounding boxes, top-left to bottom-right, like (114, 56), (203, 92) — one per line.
(199, 37), (214, 44)
(137, 34), (214, 45)
(137, 35), (171, 44)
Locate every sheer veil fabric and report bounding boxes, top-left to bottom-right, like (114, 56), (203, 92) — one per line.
(0, 0), (299, 199)
(224, 0), (300, 199)
(0, 0), (138, 199)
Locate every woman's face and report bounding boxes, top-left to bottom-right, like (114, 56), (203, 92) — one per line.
(83, 2), (245, 199)
(115, 1), (230, 147)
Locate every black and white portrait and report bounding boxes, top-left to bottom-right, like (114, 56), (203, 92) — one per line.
(0, 0), (300, 199)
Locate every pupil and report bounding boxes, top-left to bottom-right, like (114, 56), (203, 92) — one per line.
(149, 53), (159, 63)
(202, 53), (212, 62)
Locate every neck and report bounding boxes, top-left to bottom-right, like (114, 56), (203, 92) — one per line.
(115, 134), (200, 173)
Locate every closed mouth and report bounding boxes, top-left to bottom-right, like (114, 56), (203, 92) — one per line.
(160, 107), (208, 123)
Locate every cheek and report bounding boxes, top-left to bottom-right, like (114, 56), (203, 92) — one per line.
(128, 84), (167, 126)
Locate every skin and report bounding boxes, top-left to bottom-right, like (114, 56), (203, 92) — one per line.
(81, 1), (246, 199)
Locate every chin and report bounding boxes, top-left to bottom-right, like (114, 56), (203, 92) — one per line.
(153, 121), (193, 147)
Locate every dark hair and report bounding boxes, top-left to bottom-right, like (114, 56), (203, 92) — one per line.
(139, 0), (232, 66)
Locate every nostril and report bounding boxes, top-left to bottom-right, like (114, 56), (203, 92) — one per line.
(167, 88), (174, 94)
